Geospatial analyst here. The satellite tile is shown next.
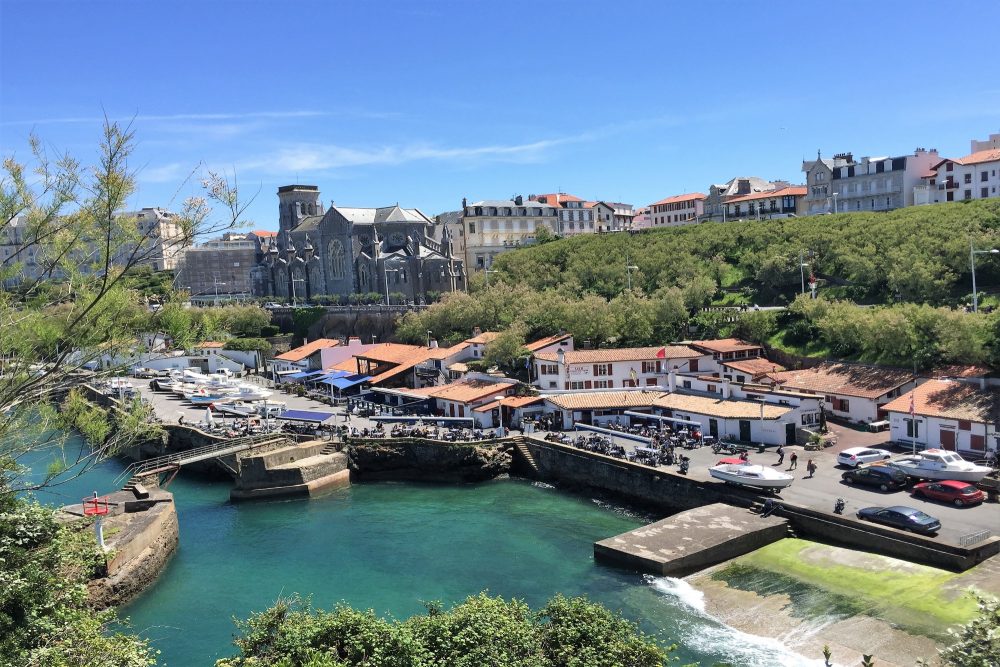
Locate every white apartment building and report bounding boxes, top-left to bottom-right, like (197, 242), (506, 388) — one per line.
(531, 345), (706, 391)
(460, 196), (559, 269)
(703, 177), (783, 222)
(914, 134), (1000, 205)
(129, 207), (188, 270)
(884, 379), (998, 455)
(722, 186), (806, 220)
(648, 193), (706, 227)
(801, 148), (940, 215)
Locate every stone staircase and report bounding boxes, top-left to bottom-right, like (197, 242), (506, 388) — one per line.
(320, 440), (340, 456)
(749, 499), (799, 538)
(512, 438), (541, 477)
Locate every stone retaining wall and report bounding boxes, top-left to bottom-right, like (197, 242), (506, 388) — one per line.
(347, 437), (511, 482)
(231, 442), (350, 500)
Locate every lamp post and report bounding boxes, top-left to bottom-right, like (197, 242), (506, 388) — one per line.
(213, 277), (226, 305)
(291, 277), (305, 307)
(426, 330), (433, 348)
(625, 254), (638, 292)
(970, 242), (999, 313)
(831, 192), (839, 214)
(384, 267), (399, 305)
(494, 394), (505, 437)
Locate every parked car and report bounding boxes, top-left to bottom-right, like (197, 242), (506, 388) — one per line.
(837, 447), (892, 468)
(911, 480), (985, 507)
(856, 505), (941, 535)
(841, 466), (909, 491)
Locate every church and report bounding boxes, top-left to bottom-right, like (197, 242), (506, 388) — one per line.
(251, 185), (465, 303)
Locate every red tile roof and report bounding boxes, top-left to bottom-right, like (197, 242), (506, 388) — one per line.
(883, 379), (999, 422)
(533, 193), (583, 208)
(724, 186), (807, 204)
(274, 338), (339, 362)
(721, 358), (786, 378)
(465, 332), (500, 345)
(768, 363), (914, 400)
(405, 379), (514, 404)
(534, 345), (699, 364)
(251, 230), (278, 237)
(194, 341), (225, 349)
(690, 338), (762, 354)
(524, 333), (573, 352)
(650, 193), (707, 206)
(953, 149), (1000, 167)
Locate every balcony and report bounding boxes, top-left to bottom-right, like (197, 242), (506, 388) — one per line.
(940, 180), (959, 190)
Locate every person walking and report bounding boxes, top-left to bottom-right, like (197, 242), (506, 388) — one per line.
(788, 452), (798, 470)
(776, 445), (785, 466)
(806, 459), (817, 478)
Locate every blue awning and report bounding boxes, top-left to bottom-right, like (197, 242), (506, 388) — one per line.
(327, 375), (371, 390)
(285, 371), (310, 379)
(276, 409), (336, 424)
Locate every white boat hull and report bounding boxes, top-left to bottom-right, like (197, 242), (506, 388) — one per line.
(891, 461), (991, 482)
(891, 449), (993, 483)
(709, 464), (795, 490)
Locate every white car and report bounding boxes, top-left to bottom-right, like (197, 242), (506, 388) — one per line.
(837, 447), (892, 468)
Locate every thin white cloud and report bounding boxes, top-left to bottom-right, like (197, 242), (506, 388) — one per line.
(0, 110), (330, 126)
(137, 162), (192, 184)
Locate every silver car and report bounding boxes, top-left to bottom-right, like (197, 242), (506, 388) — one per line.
(837, 447), (892, 468)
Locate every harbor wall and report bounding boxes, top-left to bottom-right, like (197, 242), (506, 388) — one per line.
(231, 442), (350, 500)
(347, 437), (512, 483)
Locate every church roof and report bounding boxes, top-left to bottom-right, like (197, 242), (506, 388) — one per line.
(334, 205), (433, 225)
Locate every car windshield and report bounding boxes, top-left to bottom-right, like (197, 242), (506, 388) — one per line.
(908, 512), (934, 523)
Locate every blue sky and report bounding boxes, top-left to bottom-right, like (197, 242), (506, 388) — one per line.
(3, 0), (1000, 231)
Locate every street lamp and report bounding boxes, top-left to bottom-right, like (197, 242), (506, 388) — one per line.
(831, 192), (839, 214)
(384, 267), (399, 305)
(625, 254), (638, 292)
(291, 277), (305, 307)
(494, 394), (505, 437)
(971, 242), (999, 313)
(213, 277), (226, 305)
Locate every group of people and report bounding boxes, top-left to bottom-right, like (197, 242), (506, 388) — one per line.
(776, 445), (818, 477)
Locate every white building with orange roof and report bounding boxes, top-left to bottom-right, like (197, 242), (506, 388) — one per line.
(722, 185), (806, 220)
(883, 379), (998, 455)
(915, 134), (1000, 205)
(648, 193), (706, 227)
(270, 338), (340, 375)
(531, 345), (705, 391)
(372, 377), (519, 426)
(766, 362), (917, 424)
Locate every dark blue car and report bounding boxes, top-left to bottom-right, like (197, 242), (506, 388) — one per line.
(856, 505), (941, 535)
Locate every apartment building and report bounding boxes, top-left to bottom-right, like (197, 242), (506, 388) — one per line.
(722, 186), (806, 220)
(914, 134), (1000, 205)
(801, 148), (940, 215)
(531, 345), (705, 390)
(129, 207), (189, 270)
(460, 196), (559, 269)
(648, 193), (705, 227)
(703, 177), (784, 221)
(175, 231), (265, 302)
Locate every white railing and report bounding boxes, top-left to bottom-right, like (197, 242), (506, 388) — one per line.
(959, 529), (992, 547)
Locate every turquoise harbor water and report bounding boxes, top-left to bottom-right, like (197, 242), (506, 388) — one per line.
(21, 437), (823, 666)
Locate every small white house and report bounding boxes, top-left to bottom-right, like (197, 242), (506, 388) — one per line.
(883, 379), (998, 456)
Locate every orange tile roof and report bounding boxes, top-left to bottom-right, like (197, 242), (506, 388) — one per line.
(650, 193), (707, 206)
(274, 338), (339, 362)
(499, 395), (545, 408)
(544, 390), (662, 411)
(406, 379), (514, 404)
(652, 393), (793, 420)
(724, 185), (807, 204)
(251, 230), (278, 237)
(534, 345), (700, 364)
(355, 343), (428, 364)
(326, 357), (360, 373)
(928, 365), (991, 380)
(534, 193), (583, 207)
(464, 332), (500, 345)
(954, 149), (1000, 167)
(883, 379), (999, 422)
(424, 342), (471, 360)
(194, 341), (225, 349)
(524, 333), (572, 352)
(691, 338), (762, 354)
(721, 358), (786, 378)
(768, 363), (914, 400)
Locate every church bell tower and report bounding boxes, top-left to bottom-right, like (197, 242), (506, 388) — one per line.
(277, 185), (322, 233)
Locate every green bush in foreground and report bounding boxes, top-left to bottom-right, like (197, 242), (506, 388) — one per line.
(216, 592), (674, 667)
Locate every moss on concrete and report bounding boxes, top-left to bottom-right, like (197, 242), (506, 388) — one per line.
(714, 538), (980, 636)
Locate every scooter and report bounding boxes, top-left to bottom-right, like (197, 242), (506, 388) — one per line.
(678, 456), (690, 475)
(834, 498), (846, 515)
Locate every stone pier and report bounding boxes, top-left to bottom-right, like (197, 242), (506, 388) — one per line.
(594, 503), (788, 576)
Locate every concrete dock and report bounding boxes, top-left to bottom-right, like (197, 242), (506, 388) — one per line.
(594, 502), (788, 576)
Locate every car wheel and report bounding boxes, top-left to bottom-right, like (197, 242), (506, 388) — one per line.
(879, 483), (890, 492)
(954, 498), (965, 507)
(844, 476), (855, 484)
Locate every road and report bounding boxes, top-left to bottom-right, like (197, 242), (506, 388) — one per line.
(563, 427), (999, 544)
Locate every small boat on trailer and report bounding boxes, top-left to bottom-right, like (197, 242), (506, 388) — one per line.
(709, 463), (795, 491)
(890, 449), (993, 483)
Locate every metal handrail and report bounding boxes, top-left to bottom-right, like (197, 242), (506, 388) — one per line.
(114, 433), (286, 485)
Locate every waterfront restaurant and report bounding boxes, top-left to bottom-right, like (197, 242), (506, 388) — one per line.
(542, 390), (665, 429)
(651, 392), (797, 446)
(370, 378), (519, 426)
(883, 379), (999, 455)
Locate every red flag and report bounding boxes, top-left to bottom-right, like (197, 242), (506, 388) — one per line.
(655, 347), (666, 359)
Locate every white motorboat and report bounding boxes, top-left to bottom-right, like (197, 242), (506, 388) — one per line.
(709, 463), (795, 490)
(231, 385), (273, 402)
(890, 449), (993, 483)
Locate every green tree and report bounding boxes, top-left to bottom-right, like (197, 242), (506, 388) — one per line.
(217, 592), (672, 667)
(483, 324), (529, 371)
(733, 310), (778, 344)
(938, 594), (1000, 667)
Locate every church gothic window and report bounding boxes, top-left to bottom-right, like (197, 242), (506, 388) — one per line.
(328, 240), (347, 280)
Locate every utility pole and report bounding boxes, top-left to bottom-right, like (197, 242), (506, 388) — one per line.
(291, 277), (306, 307)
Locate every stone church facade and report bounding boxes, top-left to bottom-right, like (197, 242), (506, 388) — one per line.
(251, 185), (465, 303)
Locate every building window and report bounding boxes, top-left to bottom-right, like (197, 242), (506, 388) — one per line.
(982, 187), (990, 199)
(568, 381), (586, 390)
(982, 172), (989, 182)
(965, 173), (973, 184)
(468, 222), (476, 233)
(540, 364), (558, 375)
(327, 240), (347, 279)
(965, 190), (973, 201)
(906, 418), (920, 439)
(641, 361), (659, 374)
(970, 434), (986, 451)
(958, 420), (972, 431)
(593, 363), (612, 376)
(593, 380), (613, 389)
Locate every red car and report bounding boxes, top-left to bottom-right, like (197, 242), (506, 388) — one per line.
(911, 480), (985, 507)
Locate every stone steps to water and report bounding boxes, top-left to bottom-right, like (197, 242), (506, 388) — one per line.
(320, 442), (339, 456)
(512, 439), (540, 476)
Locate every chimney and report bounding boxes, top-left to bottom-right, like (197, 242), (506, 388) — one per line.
(668, 368), (677, 393)
(430, 339), (439, 349)
(472, 326), (482, 337)
(722, 379), (731, 399)
(557, 348), (565, 365)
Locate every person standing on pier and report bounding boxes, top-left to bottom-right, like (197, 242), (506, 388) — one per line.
(776, 445), (785, 466)
(806, 459), (817, 478)
(788, 452), (798, 470)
